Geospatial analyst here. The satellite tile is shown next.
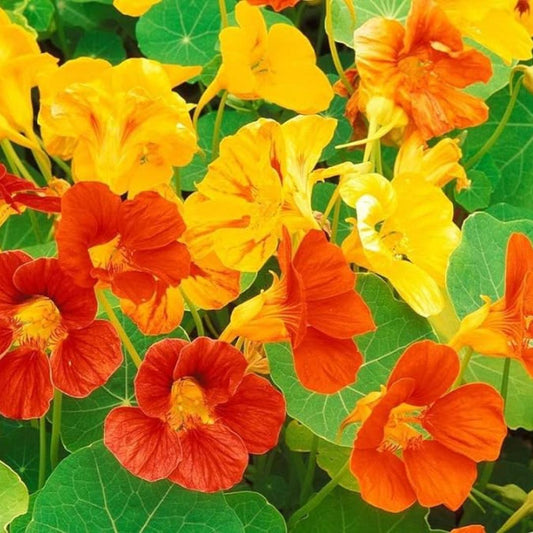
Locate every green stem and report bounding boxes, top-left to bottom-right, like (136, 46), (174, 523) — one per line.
(331, 196), (342, 243)
(288, 460), (350, 530)
(325, 0), (353, 95)
(218, 0), (228, 29)
(373, 139), (383, 175)
(50, 389), (62, 470)
(211, 91), (228, 161)
(500, 357), (511, 404)
(496, 503), (533, 533)
(293, 1), (306, 26)
(97, 290), (142, 368)
(180, 288), (205, 337)
(0, 140), (37, 184)
(299, 434), (319, 506)
(38, 416), (47, 489)
(465, 77), (523, 170)
(202, 312), (219, 337)
(452, 346), (473, 388)
(470, 487), (514, 516)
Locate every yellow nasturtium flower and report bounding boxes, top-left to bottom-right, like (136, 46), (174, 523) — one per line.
(184, 114), (341, 272)
(195, 1), (333, 118)
(0, 10), (57, 148)
(38, 58), (199, 196)
(113, 0), (161, 16)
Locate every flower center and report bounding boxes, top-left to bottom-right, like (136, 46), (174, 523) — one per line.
(516, 0), (530, 16)
(89, 236), (131, 277)
(166, 378), (214, 431)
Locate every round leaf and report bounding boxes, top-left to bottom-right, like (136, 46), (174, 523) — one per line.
(0, 460), (28, 533)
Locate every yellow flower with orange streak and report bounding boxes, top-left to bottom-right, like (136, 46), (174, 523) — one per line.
(0, 10), (57, 148)
(435, 0), (532, 63)
(184, 114), (345, 273)
(113, 0), (161, 16)
(194, 1), (333, 119)
(38, 58), (199, 196)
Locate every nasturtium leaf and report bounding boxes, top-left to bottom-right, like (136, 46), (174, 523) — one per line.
(291, 486), (432, 533)
(330, 0), (357, 47)
(0, 460), (28, 533)
(0, 211), (52, 251)
(137, 0), (235, 66)
(266, 273), (435, 446)
(464, 84), (533, 208)
(73, 30), (127, 64)
(224, 492), (287, 533)
(487, 203), (533, 222)
(320, 94), (353, 164)
(60, 305), (189, 452)
(21, 241), (57, 258)
(54, 0), (117, 30)
(23, 0), (54, 32)
(26, 441), (247, 532)
(447, 212), (533, 429)
(10, 492), (38, 533)
(454, 170), (492, 212)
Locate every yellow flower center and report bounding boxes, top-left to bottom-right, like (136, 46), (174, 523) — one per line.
(166, 378), (214, 431)
(89, 236), (131, 275)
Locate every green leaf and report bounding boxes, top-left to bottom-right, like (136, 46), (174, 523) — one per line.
(23, 0), (54, 32)
(487, 203), (533, 222)
(465, 84), (533, 208)
(61, 306), (189, 452)
(55, 0), (117, 30)
(26, 441), (248, 532)
(320, 93), (353, 164)
(10, 492), (38, 533)
(266, 273), (435, 446)
(454, 170), (493, 212)
(0, 211), (52, 251)
(330, 0), (357, 47)
(0, 460), (28, 533)
(291, 486), (431, 533)
(137, 0), (230, 66)
(224, 492), (287, 533)
(73, 29), (127, 64)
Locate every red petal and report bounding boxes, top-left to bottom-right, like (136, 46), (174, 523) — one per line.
(104, 406), (181, 481)
(132, 242), (191, 285)
(404, 440), (477, 510)
(173, 338), (247, 406)
(215, 374), (286, 454)
(350, 448), (416, 513)
(387, 340), (459, 405)
(51, 320), (122, 397)
(0, 251), (32, 311)
(0, 347), (53, 419)
(13, 258), (97, 328)
(12, 193), (62, 213)
(292, 327), (363, 394)
(56, 182), (121, 288)
(0, 323), (13, 356)
(135, 338), (189, 418)
(168, 423), (248, 492)
(111, 271), (156, 303)
(505, 233), (533, 306)
(119, 192), (186, 251)
(293, 230), (356, 300)
(422, 383), (506, 462)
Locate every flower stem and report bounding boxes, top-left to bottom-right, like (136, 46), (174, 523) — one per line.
(500, 357), (511, 405)
(25, 130), (52, 183)
(470, 487), (514, 516)
(325, 0), (353, 95)
(288, 459), (350, 530)
(0, 140), (37, 184)
(299, 434), (319, 506)
(331, 196), (342, 243)
(218, 0), (228, 28)
(465, 77), (523, 170)
(97, 290), (142, 368)
(496, 501), (533, 533)
(50, 389), (62, 470)
(452, 346), (473, 388)
(38, 415), (47, 489)
(180, 288), (205, 337)
(211, 91), (228, 161)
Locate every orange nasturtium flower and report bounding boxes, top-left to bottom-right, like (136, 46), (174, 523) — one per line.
(184, 114), (343, 272)
(0, 10), (57, 148)
(195, 1), (333, 118)
(56, 182), (192, 335)
(105, 337), (286, 492)
(353, 0), (492, 141)
(435, 0), (533, 63)
(0, 253), (122, 419)
(450, 233), (533, 377)
(221, 229), (375, 393)
(342, 340), (506, 513)
(451, 527), (486, 533)
(245, 0), (300, 10)
(113, 0), (161, 16)
(38, 58), (199, 196)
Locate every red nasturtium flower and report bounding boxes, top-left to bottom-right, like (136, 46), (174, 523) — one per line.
(104, 337), (286, 492)
(451, 527), (486, 533)
(0, 253), (122, 419)
(56, 182), (191, 334)
(245, 0), (300, 10)
(221, 229), (375, 393)
(342, 340), (506, 513)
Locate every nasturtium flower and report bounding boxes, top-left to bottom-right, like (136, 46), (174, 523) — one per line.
(221, 229), (375, 393)
(113, 0), (161, 16)
(246, 0), (300, 10)
(56, 182), (191, 335)
(104, 337), (286, 492)
(0, 253), (122, 419)
(184, 114), (342, 272)
(195, 1), (333, 117)
(353, 0), (491, 140)
(435, 0), (533, 63)
(450, 233), (533, 377)
(38, 58), (199, 196)
(340, 171), (461, 317)
(451, 527), (486, 533)
(0, 10), (57, 148)
(515, 0), (533, 34)
(343, 340), (506, 513)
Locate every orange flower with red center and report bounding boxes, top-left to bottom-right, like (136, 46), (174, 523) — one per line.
(56, 182), (191, 334)
(353, 0), (492, 140)
(450, 233), (533, 377)
(104, 337), (286, 492)
(0, 253), (122, 419)
(221, 229), (375, 393)
(343, 340), (506, 513)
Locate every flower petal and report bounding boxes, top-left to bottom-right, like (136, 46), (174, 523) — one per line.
(111, 271), (156, 304)
(132, 242), (191, 286)
(0, 250), (32, 311)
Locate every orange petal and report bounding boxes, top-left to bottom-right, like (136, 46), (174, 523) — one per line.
(0, 250), (32, 311)
(505, 233), (533, 305)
